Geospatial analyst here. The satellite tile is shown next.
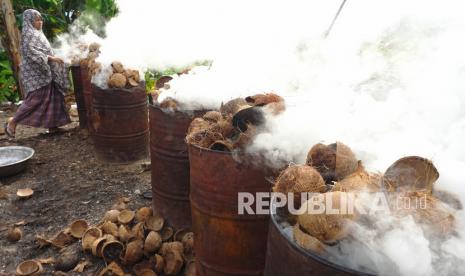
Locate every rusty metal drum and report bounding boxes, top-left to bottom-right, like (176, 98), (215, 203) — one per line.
(90, 83), (149, 163)
(149, 106), (205, 230)
(189, 144), (271, 276)
(70, 65), (92, 129)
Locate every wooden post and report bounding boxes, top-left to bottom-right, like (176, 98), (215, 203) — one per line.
(0, 0), (23, 99)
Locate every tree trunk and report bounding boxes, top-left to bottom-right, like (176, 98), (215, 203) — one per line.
(0, 0), (23, 99)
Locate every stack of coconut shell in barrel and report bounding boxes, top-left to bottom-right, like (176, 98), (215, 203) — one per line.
(185, 93), (285, 152)
(273, 142), (460, 254)
(71, 42), (103, 76)
(16, 205), (195, 276)
(107, 61), (141, 89)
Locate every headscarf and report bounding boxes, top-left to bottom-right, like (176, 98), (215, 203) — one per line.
(19, 9), (69, 95)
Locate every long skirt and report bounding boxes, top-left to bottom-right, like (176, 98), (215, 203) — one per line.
(12, 82), (71, 128)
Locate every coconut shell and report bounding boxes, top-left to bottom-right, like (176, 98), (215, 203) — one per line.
(245, 92), (284, 106)
(136, 207), (153, 223)
(144, 231), (162, 254)
(274, 165), (326, 210)
(17, 188), (34, 198)
(123, 239), (144, 265)
(16, 260), (43, 276)
(108, 73), (127, 88)
(145, 215), (164, 232)
(50, 231), (73, 249)
(163, 249), (184, 275)
(159, 98), (179, 110)
(111, 61), (125, 73)
(203, 111), (223, 123)
(102, 240), (124, 263)
(128, 78), (139, 87)
(98, 262), (125, 276)
(188, 118), (211, 135)
(118, 225), (133, 243)
(133, 262), (154, 276)
(7, 227), (22, 242)
(89, 42), (101, 53)
(104, 209), (120, 223)
(335, 142), (359, 181)
(70, 219), (88, 238)
(383, 156), (439, 193)
(220, 98), (250, 115)
(181, 232), (194, 256)
(82, 227), (102, 251)
(174, 229), (190, 242)
(184, 260), (196, 276)
(160, 226), (174, 242)
(91, 236), (110, 257)
(150, 254), (165, 274)
(132, 222), (146, 240)
(101, 221), (119, 237)
(298, 192), (356, 244)
(118, 210), (135, 224)
(332, 162), (381, 193)
(209, 140), (234, 152)
(293, 223), (326, 254)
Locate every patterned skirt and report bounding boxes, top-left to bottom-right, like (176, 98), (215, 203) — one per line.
(13, 82), (71, 128)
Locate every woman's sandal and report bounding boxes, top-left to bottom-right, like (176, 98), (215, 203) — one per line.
(3, 122), (15, 138)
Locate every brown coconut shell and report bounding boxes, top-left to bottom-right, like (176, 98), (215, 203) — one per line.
(89, 42), (101, 53)
(133, 261), (154, 276)
(16, 260), (43, 276)
(145, 215), (165, 232)
(274, 165), (326, 210)
(150, 254), (165, 274)
(181, 232), (194, 256)
(209, 140), (234, 152)
(159, 98), (179, 110)
(101, 221), (119, 237)
(98, 262), (125, 276)
(383, 156), (439, 193)
(184, 260), (196, 276)
(298, 191), (356, 244)
(91, 236), (111, 257)
(220, 98), (250, 115)
(17, 188), (34, 198)
(188, 118), (211, 135)
(111, 61), (125, 73)
(161, 226), (174, 242)
(123, 239), (144, 265)
(69, 219), (88, 238)
(108, 73), (127, 88)
(332, 162), (381, 193)
(174, 228), (190, 242)
(50, 231), (73, 249)
(102, 240), (124, 263)
(118, 225), (133, 243)
(163, 250), (184, 275)
(7, 227), (22, 242)
(103, 209), (120, 223)
(118, 210), (135, 225)
(132, 222), (146, 240)
(293, 223), (327, 254)
(144, 231), (162, 254)
(128, 78), (139, 87)
(82, 227), (102, 251)
(245, 92), (284, 106)
(203, 111), (223, 123)
(136, 207), (153, 223)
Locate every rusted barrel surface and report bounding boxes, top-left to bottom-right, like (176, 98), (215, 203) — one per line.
(189, 144), (270, 276)
(91, 83), (148, 163)
(264, 211), (375, 276)
(70, 65), (92, 128)
(149, 106), (205, 230)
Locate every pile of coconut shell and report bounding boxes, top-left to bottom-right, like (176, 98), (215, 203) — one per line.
(273, 141), (460, 254)
(185, 93), (285, 152)
(71, 42), (102, 76)
(107, 61), (141, 89)
(17, 205), (195, 276)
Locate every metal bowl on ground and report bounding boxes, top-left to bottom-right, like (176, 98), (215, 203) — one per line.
(0, 146), (35, 177)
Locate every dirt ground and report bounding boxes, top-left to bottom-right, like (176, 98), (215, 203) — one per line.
(0, 103), (153, 275)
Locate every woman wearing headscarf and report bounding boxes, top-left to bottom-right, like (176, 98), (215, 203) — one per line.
(4, 9), (70, 138)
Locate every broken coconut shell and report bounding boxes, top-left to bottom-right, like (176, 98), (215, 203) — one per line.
(163, 248), (184, 275)
(298, 191), (356, 244)
(89, 42), (101, 53)
(188, 118), (212, 134)
(144, 231), (162, 255)
(133, 262), (154, 276)
(118, 224), (133, 243)
(128, 77), (139, 87)
(306, 142), (358, 183)
(145, 215), (164, 232)
(16, 260), (43, 276)
(123, 239), (144, 265)
(50, 231), (73, 248)
(293, 223), (326, 254)
(220, 98), (250, 116)
(203, 111), (223, 123)
(245, 92), (284, 106)
(104, 209), (120, 223)
(383, 156), (439, 193)
(150, 254), (165, 274)
(7, 227), (22, 242)
(132, 222), (146, 240)
(184, 260), (196, 276)
(332, 162), (381, 193)
(161, 226), (174, 242)
(108, 73), (127, 89)
(102, 240), (124, 263)
(17, 188), (34, 198)
(274, 165), (326, 210)
(174, 228), (190, 242)
(136, 207), (153, 223)
(91, 236), (114, 257)
(69, 219), (88, 238)
(181, 232), (194, 258)
(209, 140), (234, 152)
(111, 61), (125, 73)
(101, 221), (119, 237)
(118, 209), (135, 224)
(98, 262), (125, 276)
(81, 227), (102, 251)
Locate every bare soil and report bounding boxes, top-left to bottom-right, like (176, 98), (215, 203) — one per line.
(0, 104), (153, 275)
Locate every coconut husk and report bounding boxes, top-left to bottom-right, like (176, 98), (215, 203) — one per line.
(181, 232), (194, 260)
(111, 61), (125, 73)
(332, 162), (381, 193)
(203, 111), (223, 123)
(245, 92), (284, 106)
(7, 227), (22, 242)
(118, 225), (133, 243)
(98, 262), (125, 276)
(392, 191), (455, 237)
(132, 222), (146, 240)
(188, 118), (211, 134)
(82, 227), (102, 251)
(293, 223), (327, 254)
(220, 98), (250, 115)
(274, 165), (326, 210)
(161, 244), (184, 276)
(118, 210), (135, 225)
(306, 142), (358, 183)
(144, 231), (162, 255)
(186, 128), (224, 149)
(382, 156), (439, 193)
(101, 221), (119, 237)
(160, 98), (179, 110)
(108, 73), (127, 88)
(217, 117), (236, 138)
(123, 239), (144, 265)
(103, 210), (120, 223)
(209, 140), (234, 152)
(102, 240), (124, 263)
(298, 192), (356, 244)
(136, 207), (153, 223)
(150, 254), (165, 274)
(16, 260), (43, 276)
(70, 220), (88, 238)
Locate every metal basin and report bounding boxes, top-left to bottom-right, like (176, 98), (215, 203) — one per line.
(0, 146), (35, 177)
